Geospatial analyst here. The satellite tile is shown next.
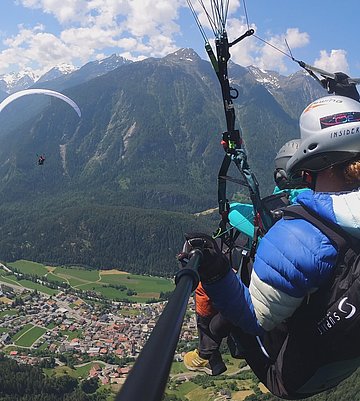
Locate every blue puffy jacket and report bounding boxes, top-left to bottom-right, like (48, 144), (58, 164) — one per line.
(203, 189), (360, 335)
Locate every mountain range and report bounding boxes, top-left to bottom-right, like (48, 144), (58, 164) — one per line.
(0, 48), (327, 274)
(0, 54), (130, 95)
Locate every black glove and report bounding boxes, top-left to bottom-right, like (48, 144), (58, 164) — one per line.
(177, 232), (230, 284)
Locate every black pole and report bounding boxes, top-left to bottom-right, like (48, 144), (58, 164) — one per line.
(115, 249), (202, 401)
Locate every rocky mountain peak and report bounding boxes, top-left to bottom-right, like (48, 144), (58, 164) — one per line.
(247, 65), (283, 89)
(37, 64), (78, 84)
(165, 48), (202, 63)
(0, 70), (38, 93)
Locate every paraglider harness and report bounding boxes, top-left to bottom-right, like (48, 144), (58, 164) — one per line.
(214, 51), (360, 263)
(204, 28), (276, 257)
(228, 203), (360, 399)
(210, 41), (360, 396)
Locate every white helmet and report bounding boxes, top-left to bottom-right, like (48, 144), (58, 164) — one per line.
(287, 95), (360, 177)
(274, 139), (302, 189)
(275, 139), (301, 171)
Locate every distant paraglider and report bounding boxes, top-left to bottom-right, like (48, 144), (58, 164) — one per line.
(37, 154), (46, 166)
(0, 88), (82, 118)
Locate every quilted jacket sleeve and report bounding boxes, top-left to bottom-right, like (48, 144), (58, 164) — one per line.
(203, 218), (338, 334)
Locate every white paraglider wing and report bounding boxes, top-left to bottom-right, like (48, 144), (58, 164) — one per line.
(0, 89), (81, 118)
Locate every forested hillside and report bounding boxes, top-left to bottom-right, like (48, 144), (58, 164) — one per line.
(0, 354), (106, 401)
(0, 197), (214, 276)
(0, 49), (326, 274)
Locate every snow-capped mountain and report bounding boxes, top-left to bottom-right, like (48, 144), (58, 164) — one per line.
(165, 48), (202, 62)
(247, 66), (283, 90)
(0, 70), (38, 94)
(0, 54), (131, 94)
(77, 54), (131, 77)
(37, 64), (78, 84)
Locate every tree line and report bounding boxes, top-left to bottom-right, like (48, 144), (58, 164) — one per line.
(0, 200), (214, 277)
(0, 354), (107, 401)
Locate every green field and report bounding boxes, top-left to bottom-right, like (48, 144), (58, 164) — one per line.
(8, 260), (48, 277)
(167, 375), (259, 401)
(4, 260), (174, 302)
(78, 283), (127, 299)
(101, 274), (173, 292)
(61, 329), (82, 341)
(170, 361), (186, 374)
(17, 279), (59, 296)
(0, 269), (59, 296)
(44, 362), (106, 379)
(54, 267), (100, 282)
(15, 326), (46, 347)
(12, 324), (34, 342)
(167, 381), (199, 400)
(0, 274), (22, 287)
(38, 342), (50, 351)
(0, 309), (17, 318)
(118, 308), (141, 317)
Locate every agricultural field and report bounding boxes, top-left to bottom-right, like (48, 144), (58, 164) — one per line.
(167, 374), (265, 401)
(8, 260), (48, 277)
(0, 274), (22, 287)
(0, 309), (17, 318)
(12, 324), (34, 342)
(44, 362), (106, 379)
(16, 279), (59, 296)
(60, 329), (83, 341)
(165, 355), (268, 401)
(0, 260), (174, 302)
(15, 326), (46, 347)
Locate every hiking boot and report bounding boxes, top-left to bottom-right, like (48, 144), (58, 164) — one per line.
(183, 349), (227, 376)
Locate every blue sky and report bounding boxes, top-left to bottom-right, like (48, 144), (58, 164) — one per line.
(0, 0), (359, 78)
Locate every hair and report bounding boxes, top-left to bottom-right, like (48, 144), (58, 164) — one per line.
(343, 158), (360, 184)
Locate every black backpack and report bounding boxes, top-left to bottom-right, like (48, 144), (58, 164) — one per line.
(283, 204), (360, 341)
(228, 203), (360, 398)
(273, 204), (360, 395)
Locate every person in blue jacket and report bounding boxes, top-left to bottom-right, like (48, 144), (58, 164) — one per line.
(181, 95), (360, 398)
(182, 138), (308, 376)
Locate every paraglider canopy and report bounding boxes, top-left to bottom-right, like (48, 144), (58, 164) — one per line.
(0, 89), (82, 118)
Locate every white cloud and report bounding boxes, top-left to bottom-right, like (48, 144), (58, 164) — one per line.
(126, 0), (180, 37)
(225, 18), (257, 67)
(119, 52), (147, 62)
(3, 1), (312, 76)
(60, 26), (119, 53)
(254, 28), (309, 73)
(185, 0), (241, 37)
(221, 25), (310, 72)
(0, 26), (76, 75)
(314, 49), (349, 74)
(5, 0), (184, 74)
(286, 28), (309, 49)
(18, 0), (91, 24)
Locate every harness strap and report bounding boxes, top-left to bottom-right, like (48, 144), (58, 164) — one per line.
(283, 204), (360, 255)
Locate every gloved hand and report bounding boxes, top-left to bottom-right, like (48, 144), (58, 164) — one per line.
(177, 232), (230, 284)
